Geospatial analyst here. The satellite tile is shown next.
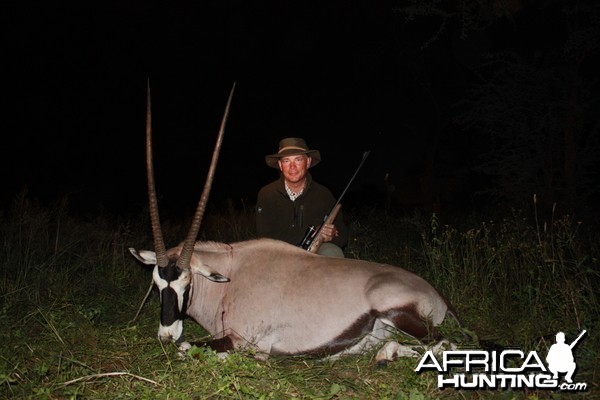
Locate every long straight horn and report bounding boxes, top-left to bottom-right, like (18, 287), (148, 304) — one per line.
(146, 80), (168, 267)
(176, 82), (236, 269)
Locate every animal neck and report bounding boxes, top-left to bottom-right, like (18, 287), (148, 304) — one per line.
(185, 271), (230, 337)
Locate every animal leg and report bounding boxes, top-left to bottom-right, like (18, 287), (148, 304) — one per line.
(175, 337), (235, 360)
(375, 340), (421, 365)
(188, 335), (270, 360)
(190, 336), (235, 352)
(375, 339), (457, 365)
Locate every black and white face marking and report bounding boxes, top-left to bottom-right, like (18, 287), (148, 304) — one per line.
(152, 261), (191, 343)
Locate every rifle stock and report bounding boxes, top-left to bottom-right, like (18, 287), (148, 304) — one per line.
(307, 203), (342, 254)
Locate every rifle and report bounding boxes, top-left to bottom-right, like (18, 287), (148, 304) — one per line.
(569, 330), (587, 349)
(304, 203), (342, 253)
(299, 150), (370, 253)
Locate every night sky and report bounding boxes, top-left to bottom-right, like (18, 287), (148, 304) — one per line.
(3, 1), (599, 217)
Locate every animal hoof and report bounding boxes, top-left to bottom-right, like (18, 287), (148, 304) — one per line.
(376, 360), (388, 368)
(178, 341), (192, 352)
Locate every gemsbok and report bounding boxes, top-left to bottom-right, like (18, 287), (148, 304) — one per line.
(129, 82), (459, 364)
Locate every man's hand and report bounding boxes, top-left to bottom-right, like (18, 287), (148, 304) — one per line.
(320, 223), (339, 243)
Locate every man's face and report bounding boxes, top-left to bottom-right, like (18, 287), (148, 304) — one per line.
(278, 154), (311, 184)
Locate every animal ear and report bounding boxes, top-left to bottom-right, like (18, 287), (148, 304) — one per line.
(190, 264), (230, 283)
(129, 248), (157, 265)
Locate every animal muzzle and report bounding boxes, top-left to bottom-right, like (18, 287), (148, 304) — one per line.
(158, 320), (184, 344)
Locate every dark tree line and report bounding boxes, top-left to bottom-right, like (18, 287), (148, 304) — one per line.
(390, 0), (600, 216)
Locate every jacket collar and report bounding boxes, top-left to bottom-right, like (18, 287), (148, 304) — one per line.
(277, 173), (313, 197)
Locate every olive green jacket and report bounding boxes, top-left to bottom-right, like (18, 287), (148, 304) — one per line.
(256, 173), (349, 248)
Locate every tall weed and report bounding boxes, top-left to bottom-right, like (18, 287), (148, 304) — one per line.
(419, 203), (598, 350)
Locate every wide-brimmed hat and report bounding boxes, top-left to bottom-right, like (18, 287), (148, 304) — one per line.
(265, 137), (321, 168)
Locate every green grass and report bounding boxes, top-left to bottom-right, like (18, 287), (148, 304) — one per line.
(1, 193), (598, 399)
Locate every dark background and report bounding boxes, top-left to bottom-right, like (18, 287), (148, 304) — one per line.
(3, 1), (599, 219)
